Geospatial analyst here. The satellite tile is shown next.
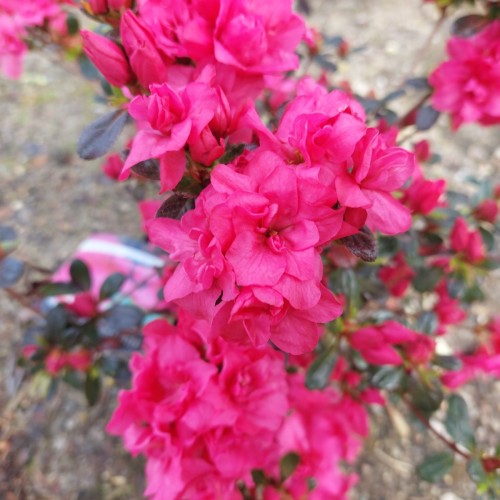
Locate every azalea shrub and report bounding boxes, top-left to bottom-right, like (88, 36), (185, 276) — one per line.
(2, 0), (500, 498)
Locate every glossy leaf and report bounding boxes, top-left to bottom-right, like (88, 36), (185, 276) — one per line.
(77, 110), (129, 160)
(305, 348), (337, 390)
(99, 273), (126, 300)
(280, 452), (300, 483)
(417, 452), (454, 483)
(338, 226), (377, 262)
(156, 194), (195, 220)
(70, 259), (91, 291)
(445, 395), (476, 450)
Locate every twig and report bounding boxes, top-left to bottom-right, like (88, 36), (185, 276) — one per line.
(403, 396), (470, 460)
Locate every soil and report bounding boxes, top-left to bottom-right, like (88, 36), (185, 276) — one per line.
(1, 0), (499, 498)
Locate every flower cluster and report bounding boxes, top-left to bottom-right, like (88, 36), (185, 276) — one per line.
(142, 81), (415, 354)
(0, 0), (75, 78)
(430, 20), (500, 129)
(107, 314), (368, 499)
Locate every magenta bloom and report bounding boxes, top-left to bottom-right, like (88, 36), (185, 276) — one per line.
(214, 0), (305, 75)
(449, 217), (486, 263)
(429, 20), (500, 129)
(148, 150), (344, 354)
(349, 321), (421, 366)
(122, 80), (218, 191)
(107, 316), (289, 499)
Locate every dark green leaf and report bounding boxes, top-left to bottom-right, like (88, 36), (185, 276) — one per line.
(156, 194), (194, 220)
(70, 259), (91, 291)
(452, 15), (489, 37)
(447, 274), (466, 299)
(371, 366), (405, 390)
(305, 348), (337, 390)
(130, 159), (161, 180)
(434, 355), (463, 371)
(218, 143), (245, 165)
(445, 395), (476, 450)
(415, 311), (438, 335)
(463, 282), (486, 303)
(413, 267), (443, 293)
(382, 89), (406, 103)
(77, 110), (129, 160)
(408, 377), (443, 416)
(377, 236), (399, 257)
(78, 55), (101, 81)
(66, 14), (79, 35)
(84, 369), (101, 406)
(416, 105), (440, 131)
(340, 268), (361, 314)
(405, 77), (430, 91)
(39, 282), (81, 296)
(338, 226), (377, 262)
(315, 54), (337, 72)
(478, 227), (495, 252)
(467, 458), (487, 484)
(45, 305), (69, 341)
(0, 257), (25, 288)
(417, 452), (454, 483)
(98, 304), (144, 338)
(251, 469), (267, 486)
(280, 452), (300, 483)
(99, 273), (126, 300)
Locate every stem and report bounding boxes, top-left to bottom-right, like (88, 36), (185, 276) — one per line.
(403, 396), (470, 460)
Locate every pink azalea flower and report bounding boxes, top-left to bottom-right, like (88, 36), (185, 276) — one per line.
(449, 217), (486, 263)
(122, 80), (219, 191)
(429, 20), (500, 129)
(379, 252), (416, 297)
(349, 321), (420, 366)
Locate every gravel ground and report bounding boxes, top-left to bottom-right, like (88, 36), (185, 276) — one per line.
(1, 1), (499, 498)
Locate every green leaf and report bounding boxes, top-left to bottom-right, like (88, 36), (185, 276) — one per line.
(463, 282), (486, 303)
(417, 452), (454, 483)
(377, 236), (399, 257)
(45, 305), (69, 341)
(341, 268), (361, 314)
(416, 105), (440, 131)
(434, 355), (463, 371)
(467, 458), (487, 484)
(99, 273), (126, 300)
(408, 377), (443, 416)
(479, 227), (495, 252)
(84, 369), (101, 406)
(77, 110), (129, 160)
(70, 259), (91, 291)
(371, 366), (405, 390)
(305, 348), (337, 390)
(338, 226), (377, 262)
(415, 311), (438, 335)
(251, 469), (267, 486)
(413, 267), (443, 293)
(156, 194), (194, 220)
(280, 452), (300, 483)
(39, 282), (81, 296)
(66, 14), (79, 35)
(445, 395), (476, 450)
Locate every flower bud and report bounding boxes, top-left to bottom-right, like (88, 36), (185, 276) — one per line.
(473, 199), (499, 224)
(120, 11), (168, 87)
(81, 30), (134, 88)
